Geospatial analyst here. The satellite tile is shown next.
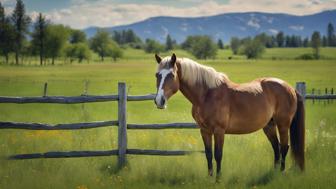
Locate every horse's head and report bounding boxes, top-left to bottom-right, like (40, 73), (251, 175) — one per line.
(154, 53), (180, 109)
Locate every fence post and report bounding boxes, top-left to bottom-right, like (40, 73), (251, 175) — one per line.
(296, 82), (306, 105)
(118, 82), (127, 168)
(43, 82), (48, 97)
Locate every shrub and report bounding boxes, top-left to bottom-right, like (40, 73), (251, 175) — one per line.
(240, 39), (265, 59)
(296, 53), (315, 60)
(144, 39), (165, 53)
(181, 35), (217, 59)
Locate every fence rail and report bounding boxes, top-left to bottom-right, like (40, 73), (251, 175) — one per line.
(0, 82), (335, 168)
(0, 120), (118, 130)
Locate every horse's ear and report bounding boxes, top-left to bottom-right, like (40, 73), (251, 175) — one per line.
(155, 54), (162, 64)
(171, 53), (176, 66)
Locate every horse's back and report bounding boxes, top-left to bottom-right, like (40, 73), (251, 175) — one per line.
(225, 77), (296, 134)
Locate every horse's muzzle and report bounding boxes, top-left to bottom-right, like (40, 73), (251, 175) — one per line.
(154, 95), (166, 109)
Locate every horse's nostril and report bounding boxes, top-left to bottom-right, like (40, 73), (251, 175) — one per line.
(161, 97), (166, 105)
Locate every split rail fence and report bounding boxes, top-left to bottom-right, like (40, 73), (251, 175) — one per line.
(0, 82), (335, 168)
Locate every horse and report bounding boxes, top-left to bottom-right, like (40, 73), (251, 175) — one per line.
(153, 53), (305, 178)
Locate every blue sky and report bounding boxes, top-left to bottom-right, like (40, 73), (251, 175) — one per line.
(2, 0), (336, 29)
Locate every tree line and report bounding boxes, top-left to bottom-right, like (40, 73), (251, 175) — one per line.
(0, 0), (123, 65)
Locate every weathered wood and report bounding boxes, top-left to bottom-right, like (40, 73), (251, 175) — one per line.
(0, 95), (119, 104)
(332, 88), (334, 104)
(43, 82), (48, 97)
(0, 94), (157, 104)
(0, 120), (118, 130)
(118, 82), (127, 168)
(126, 149), (203, 156)
(318, 89), (321, 103)
(127, 123), (198, 129)
(305, 94), (336, 99)
(296, 82), (306, 104)
(10, 150), (118, 159)
(127, 94), (155, 101)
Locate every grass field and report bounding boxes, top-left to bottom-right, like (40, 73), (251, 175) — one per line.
(0, 48), (336, 189)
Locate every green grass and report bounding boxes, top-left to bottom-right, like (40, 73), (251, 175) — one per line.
(0, 48), (336, 189)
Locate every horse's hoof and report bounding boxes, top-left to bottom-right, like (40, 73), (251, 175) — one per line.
(208, 169), (214, 177)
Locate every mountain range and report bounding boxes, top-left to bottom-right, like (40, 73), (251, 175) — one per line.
(84, 10), (336, 43)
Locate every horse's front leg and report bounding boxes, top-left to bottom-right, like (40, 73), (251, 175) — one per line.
(214, 128), (225, 181)
(200, 129), (213, 176)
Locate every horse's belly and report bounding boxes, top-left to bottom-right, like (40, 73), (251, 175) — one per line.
(226, 121), (266, 134)
(226, 105), (273, 134)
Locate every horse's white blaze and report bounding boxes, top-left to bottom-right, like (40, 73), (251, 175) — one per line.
(155, 68), (173, 107)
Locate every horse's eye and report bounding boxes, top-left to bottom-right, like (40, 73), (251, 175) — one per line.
(155, 73), (159, 78)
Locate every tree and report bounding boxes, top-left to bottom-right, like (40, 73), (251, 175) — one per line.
(165, 34), (173, 51)
(241, 39), (265, 59)
(303, 37), (310, 47)
(65, 43), (91, 63)
(90, 30), (123, 61)
(31, 13), (49, 66)
(322, 35), (328, 47)
(327, 23), (335, 46)
(112, 29), (142, 48)
(144, 39), (164, 53)
(285, 35), (291, 47)
(217, 39), (224, 49)
(182, 35), (217, 59)
(0, 2), (15, 64)
(276, 31), (284, 47)
(230, 37), (240, 55)
(109, 41), (123, 61)
(45, 24), (71, 65)
(311, 31), (321, 59)
(70, 30), (86, 44)
(11, 0), (31, 65)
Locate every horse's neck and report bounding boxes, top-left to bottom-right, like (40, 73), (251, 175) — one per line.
(177, 63), (208, 106)
(179, 79), (208, 106)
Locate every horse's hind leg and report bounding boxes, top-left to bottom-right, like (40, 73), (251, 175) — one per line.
(214, 129), (224, 177)
(263, 119), (280, 168)
(200, 129), (213, 176)
(276, 119), (291, 171)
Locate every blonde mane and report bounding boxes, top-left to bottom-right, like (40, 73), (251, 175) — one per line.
(178, 58), (228, 88)
(158, 57), (227, 88)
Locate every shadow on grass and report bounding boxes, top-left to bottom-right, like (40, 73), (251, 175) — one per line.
(100, 162), (125, 175)
(247, 170), (278, 187)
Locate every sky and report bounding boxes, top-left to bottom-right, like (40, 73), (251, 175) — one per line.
(2, 0), (336, 29)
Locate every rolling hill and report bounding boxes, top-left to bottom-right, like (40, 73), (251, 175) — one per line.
(84, 10), (336, 43)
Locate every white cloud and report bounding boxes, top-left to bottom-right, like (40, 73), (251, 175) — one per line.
(289, 25), (305, 31)
(7, 0), (336, 28)
(268, 29), (279, 34)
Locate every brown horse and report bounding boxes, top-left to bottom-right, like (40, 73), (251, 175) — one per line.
(154, 53), (305, 178)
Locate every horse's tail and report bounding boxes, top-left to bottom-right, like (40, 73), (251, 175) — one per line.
(290, 91), (305, 171)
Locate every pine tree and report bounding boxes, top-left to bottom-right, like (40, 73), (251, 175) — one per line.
(276, 31), (284, 47)
(303, 37), (310, 47)
(11, 0), (31, 65)
(327, 23), (335, 46)
(217, 39), (224, 49)
(165, 34), (173, 51)
(0, 2), (15, 64)
(31, 13), (48, 66)
(311, 31), (321, 59)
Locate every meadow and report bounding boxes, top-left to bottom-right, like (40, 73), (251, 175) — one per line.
(0, 48), (336, 189)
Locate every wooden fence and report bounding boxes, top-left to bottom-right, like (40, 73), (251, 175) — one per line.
(0, 82), (335, 168)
